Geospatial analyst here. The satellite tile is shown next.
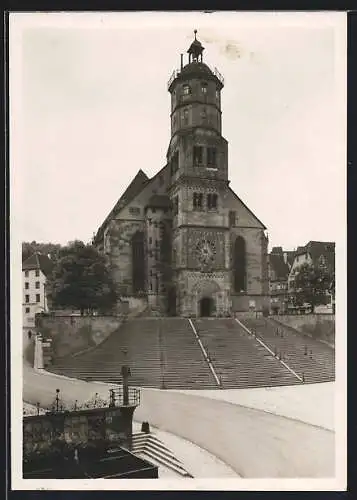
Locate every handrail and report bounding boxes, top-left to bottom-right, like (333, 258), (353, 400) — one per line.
(167, 64), (224, 89)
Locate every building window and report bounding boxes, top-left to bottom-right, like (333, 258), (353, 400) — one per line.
(35, 281), (40, 289)
(35, 270), (40, 277)
(173, 196), (179, 215)
(201, 82), (208, 94)
(25, 282), (29, 290)
(229, 211), (236, 227)
(207, 147), (217, 166)
(193, 146), (203, 165)
(201, 108), (207, 121)
(36, 294), (41, 303)
(25, 307), (30, 313)
(132, 231), (146, 294)
(171, 151), (179, 174)
(129, 207), (140, 215)
(207, 193), (218, 210)
(25, 295), (29, 303)
(233, 236), (246, 293)
(182, 109), (189, 126)
(155, 240), (159, 248)
(183, 84), (191, 95)
(149, 237), (152, 245)
(24, 271), (29, 277)
(193, 192), (203, 210)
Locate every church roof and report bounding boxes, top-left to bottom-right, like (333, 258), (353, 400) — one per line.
(94, 169), (149, 242)
(145, 194), (172, 210)
(22, 252), (54, 277)
(179, 62), (219, 84)
(228, 187), (267, 230)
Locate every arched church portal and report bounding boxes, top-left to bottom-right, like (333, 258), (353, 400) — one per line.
(200, 297), (214, 317)
(192, 279), (220, 317)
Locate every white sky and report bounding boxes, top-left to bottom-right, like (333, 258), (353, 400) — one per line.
(10, 12), (347, 251)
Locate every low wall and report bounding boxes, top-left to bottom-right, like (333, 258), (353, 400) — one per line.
(36, 315), (123, 360)
(273, 314), (335, 346)
(23, 368), (334, 478)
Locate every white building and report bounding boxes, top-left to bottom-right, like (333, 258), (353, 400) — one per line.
(22, 252), (53, 328)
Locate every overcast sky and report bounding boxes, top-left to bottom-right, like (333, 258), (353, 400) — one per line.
(11, 12), (346, 251)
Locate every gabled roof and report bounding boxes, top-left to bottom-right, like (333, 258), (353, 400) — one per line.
(22, 252), (54, 277)
(228, 187), (267, 230)
(295, 241), (335, 272)
(145, 194), (172, 211)
(94, 170), (149, 243)
(269, 253), (290, 280)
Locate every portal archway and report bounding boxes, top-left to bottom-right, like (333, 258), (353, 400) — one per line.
(200, 297), (214, 317)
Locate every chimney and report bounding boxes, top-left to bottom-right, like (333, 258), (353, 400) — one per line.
(180, 54), (183, 70)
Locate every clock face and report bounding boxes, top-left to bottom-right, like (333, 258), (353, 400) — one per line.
(196, 239), (217, 267)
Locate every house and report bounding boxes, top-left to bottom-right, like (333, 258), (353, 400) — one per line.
(287, 241), (335, 308)
(22, 252), (54, 328)
(268, 247), (291, 314)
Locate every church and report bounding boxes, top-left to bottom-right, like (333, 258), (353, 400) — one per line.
(94, 32), (269, 317)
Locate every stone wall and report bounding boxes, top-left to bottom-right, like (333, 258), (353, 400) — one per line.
(272, 314), (335, 346)
(36, 315), (123, 360)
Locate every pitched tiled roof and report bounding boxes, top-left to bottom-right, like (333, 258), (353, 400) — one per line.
(306, 241), (335, 271)
(269, 253), (290, 280)
(22, 252), (54, 277)
(145, 194), (172, 210)
(94, 169), (149, 242)
(295, 241), (335, 272)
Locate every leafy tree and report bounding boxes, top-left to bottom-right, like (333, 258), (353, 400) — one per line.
(46, 240), (118, 315)
(290, 262), (332, 313)
(22, 241), (62, 262)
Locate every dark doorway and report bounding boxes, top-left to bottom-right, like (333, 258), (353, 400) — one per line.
(200, 297), (214, 317)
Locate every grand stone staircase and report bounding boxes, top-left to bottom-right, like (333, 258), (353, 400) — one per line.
(48, 316), (335, 389)
(241, 317), (335, 384)
(193, 318), (299, 388)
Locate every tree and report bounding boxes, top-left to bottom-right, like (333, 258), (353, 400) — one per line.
(22, 241), (62, 262)
(46, 241), (118, 315)
(290, 262), (332, 313)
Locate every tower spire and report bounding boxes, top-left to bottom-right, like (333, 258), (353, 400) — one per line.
(187, 29), (204, 63)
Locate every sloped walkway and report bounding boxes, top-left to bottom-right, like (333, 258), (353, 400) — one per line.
(23, 364), (334, 478)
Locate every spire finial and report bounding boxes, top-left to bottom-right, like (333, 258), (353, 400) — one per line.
(194, 29), (197, 40)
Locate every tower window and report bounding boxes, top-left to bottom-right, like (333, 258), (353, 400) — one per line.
(24, 271), (29, 277)
(35, 281), (40, 289)
(171, 151), (179, 174)
(36, 294), (41, 303)
(207, 193), (218, 210)
(207, 147), (217, 166)
(193, 146), (203, 165)
(182, 109), (189, 126)
(193, 192), (203, 210)
(201, 82), (208, 94)
(173, 196), (179, 215)
(25, 282), (29, 289)
(183, 84), (191, 95)
(25, 295), (29, 303)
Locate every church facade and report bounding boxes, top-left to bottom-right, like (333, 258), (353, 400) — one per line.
(94, 33), (269, 317)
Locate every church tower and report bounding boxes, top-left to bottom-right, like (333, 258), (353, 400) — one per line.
(167, 31), (232, 317)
